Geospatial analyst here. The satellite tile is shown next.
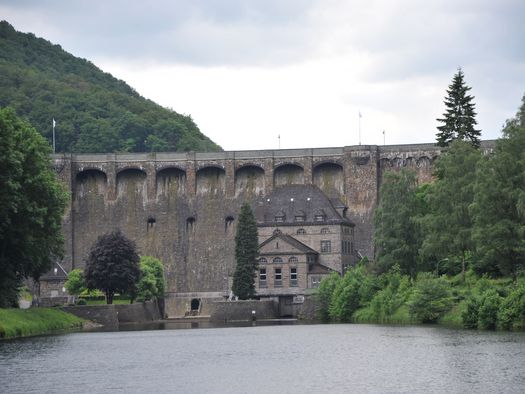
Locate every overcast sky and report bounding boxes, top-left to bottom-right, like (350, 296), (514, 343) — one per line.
(2, 0), (524, 150)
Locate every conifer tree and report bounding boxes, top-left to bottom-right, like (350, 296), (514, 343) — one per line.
(436, 68), (481, 147)
(232, 202), (259, 300)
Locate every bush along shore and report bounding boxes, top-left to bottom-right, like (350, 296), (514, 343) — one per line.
(317, 264), (525, 330)
(0, 308), (84, 339)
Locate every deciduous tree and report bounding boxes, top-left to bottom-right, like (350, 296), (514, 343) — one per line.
(232, 203), (259, 300)
(84, 230), (140, 304)
(0, 107), (68, 307)
(374, 169), (422, 276)
(471, 94), (525, 278)
(420, 140), (481, 279)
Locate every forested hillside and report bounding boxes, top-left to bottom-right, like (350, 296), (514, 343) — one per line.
(0, 21), (221, 153)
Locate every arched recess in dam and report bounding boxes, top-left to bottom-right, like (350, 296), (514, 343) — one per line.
(196, 166), (226, 196)
(274, 163), (304, 187)
(75, 169), (107, 200)
(116, 168), (147, 201)
(156, 167), (186, 197)
(313, 162), (344, 196)
(235, 165), (265, 197)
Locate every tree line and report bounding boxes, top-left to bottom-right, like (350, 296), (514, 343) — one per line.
(319, 70), (525, 329)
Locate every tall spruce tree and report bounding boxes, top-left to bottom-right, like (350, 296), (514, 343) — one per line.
(471, 94), (525, 279)
(232, 202), (259, 300)
(436, 68), (481, 147)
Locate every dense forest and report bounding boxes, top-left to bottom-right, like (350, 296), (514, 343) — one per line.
(0, 21), (221, 153)
(319, 92), (525, 330)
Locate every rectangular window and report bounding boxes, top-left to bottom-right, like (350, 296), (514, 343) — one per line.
(259, 268), (267, 288)
(274, 268), (282, 287)
(311, 276), (321, 288)
(290, 268), (298, 287)
(321, 240), (331, 253)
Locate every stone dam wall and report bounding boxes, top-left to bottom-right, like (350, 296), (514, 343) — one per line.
(51, 142), (493, 316)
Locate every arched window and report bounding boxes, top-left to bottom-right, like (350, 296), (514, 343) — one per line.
(320, 227), (330, 234)
(259, 258), (268, 264)
(288, 256), (298, 263)
(273, 257), (283, 263)
(296, 228), (306, 235)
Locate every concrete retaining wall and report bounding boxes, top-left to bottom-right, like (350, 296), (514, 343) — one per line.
(62, 301), (161, 328)
(209, 299), (278, 322)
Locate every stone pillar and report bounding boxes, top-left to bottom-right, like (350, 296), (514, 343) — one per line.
(145, 159), (156, 201)
(186, 152), (196, 197)
(303, 156), (313, 185)
(225, 159), (235, 198)
(264, 158), (274, 195)
(106, 156), (117, 201)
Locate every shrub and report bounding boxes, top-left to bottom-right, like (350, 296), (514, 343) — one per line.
(76, 298), (87, 306)
(462, 295), (480, 328)
(316, 272), (340, 322)
(408, 273), (453, 323)
(477, 289), (502, 330)
(329, 265), (369, 322)
(498, 281), (525, 330)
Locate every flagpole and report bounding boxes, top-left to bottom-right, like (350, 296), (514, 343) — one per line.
(358, 111), (361, 145)
(278, 134), (281, 149)
(52, 119), (56, 154)
(383, 130), (385, 146)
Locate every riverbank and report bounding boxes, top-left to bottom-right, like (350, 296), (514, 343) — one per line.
(318, 265), (525, 331)
(0, 308), (84, 339)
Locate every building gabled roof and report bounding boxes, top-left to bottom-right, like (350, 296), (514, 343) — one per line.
(259, 231), (318, 255)
(40, 261), (68, 280)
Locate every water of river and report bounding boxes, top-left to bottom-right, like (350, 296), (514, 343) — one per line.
(1, 322), (524, 393)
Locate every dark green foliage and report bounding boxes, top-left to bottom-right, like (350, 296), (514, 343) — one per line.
(477, 289), (502, 330)
(366, 265), (413, 322)
(232, 203), (259, 300)
(408, 273), (453, 323)
(462, 296), (480, 329)
(498, 281), (525, 330)
(64, 269), (86, 296)
(420, 141), (481, 277)
(328, 263), (379, 322)
(471, 95), (525, 278)
(0, 21), (221, 153)
(0, 107), (68, 308)
(136, 256), (166, 301)
(374, 170), (422, 276)
(84, 230), (140, 304)
(316, 272), (341, 322)
(436, 68), (481, 147)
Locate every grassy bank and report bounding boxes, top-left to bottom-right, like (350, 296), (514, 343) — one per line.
(0, 308), (84, 339)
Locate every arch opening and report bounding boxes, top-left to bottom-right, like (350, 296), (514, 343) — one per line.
(196, 167), (226, 196)
(313, 162), (344, 196)
(274, 164), (304, 187)
(235, 165), (265, 196)
(157, 167), (186, 197)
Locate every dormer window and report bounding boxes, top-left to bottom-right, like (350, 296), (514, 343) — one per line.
(314, 209), (326, 222)
(275, 210), (286, 223)
(294, 210), (306, 222)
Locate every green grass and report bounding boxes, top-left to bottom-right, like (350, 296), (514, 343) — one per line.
(0, 308), (84, 339)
